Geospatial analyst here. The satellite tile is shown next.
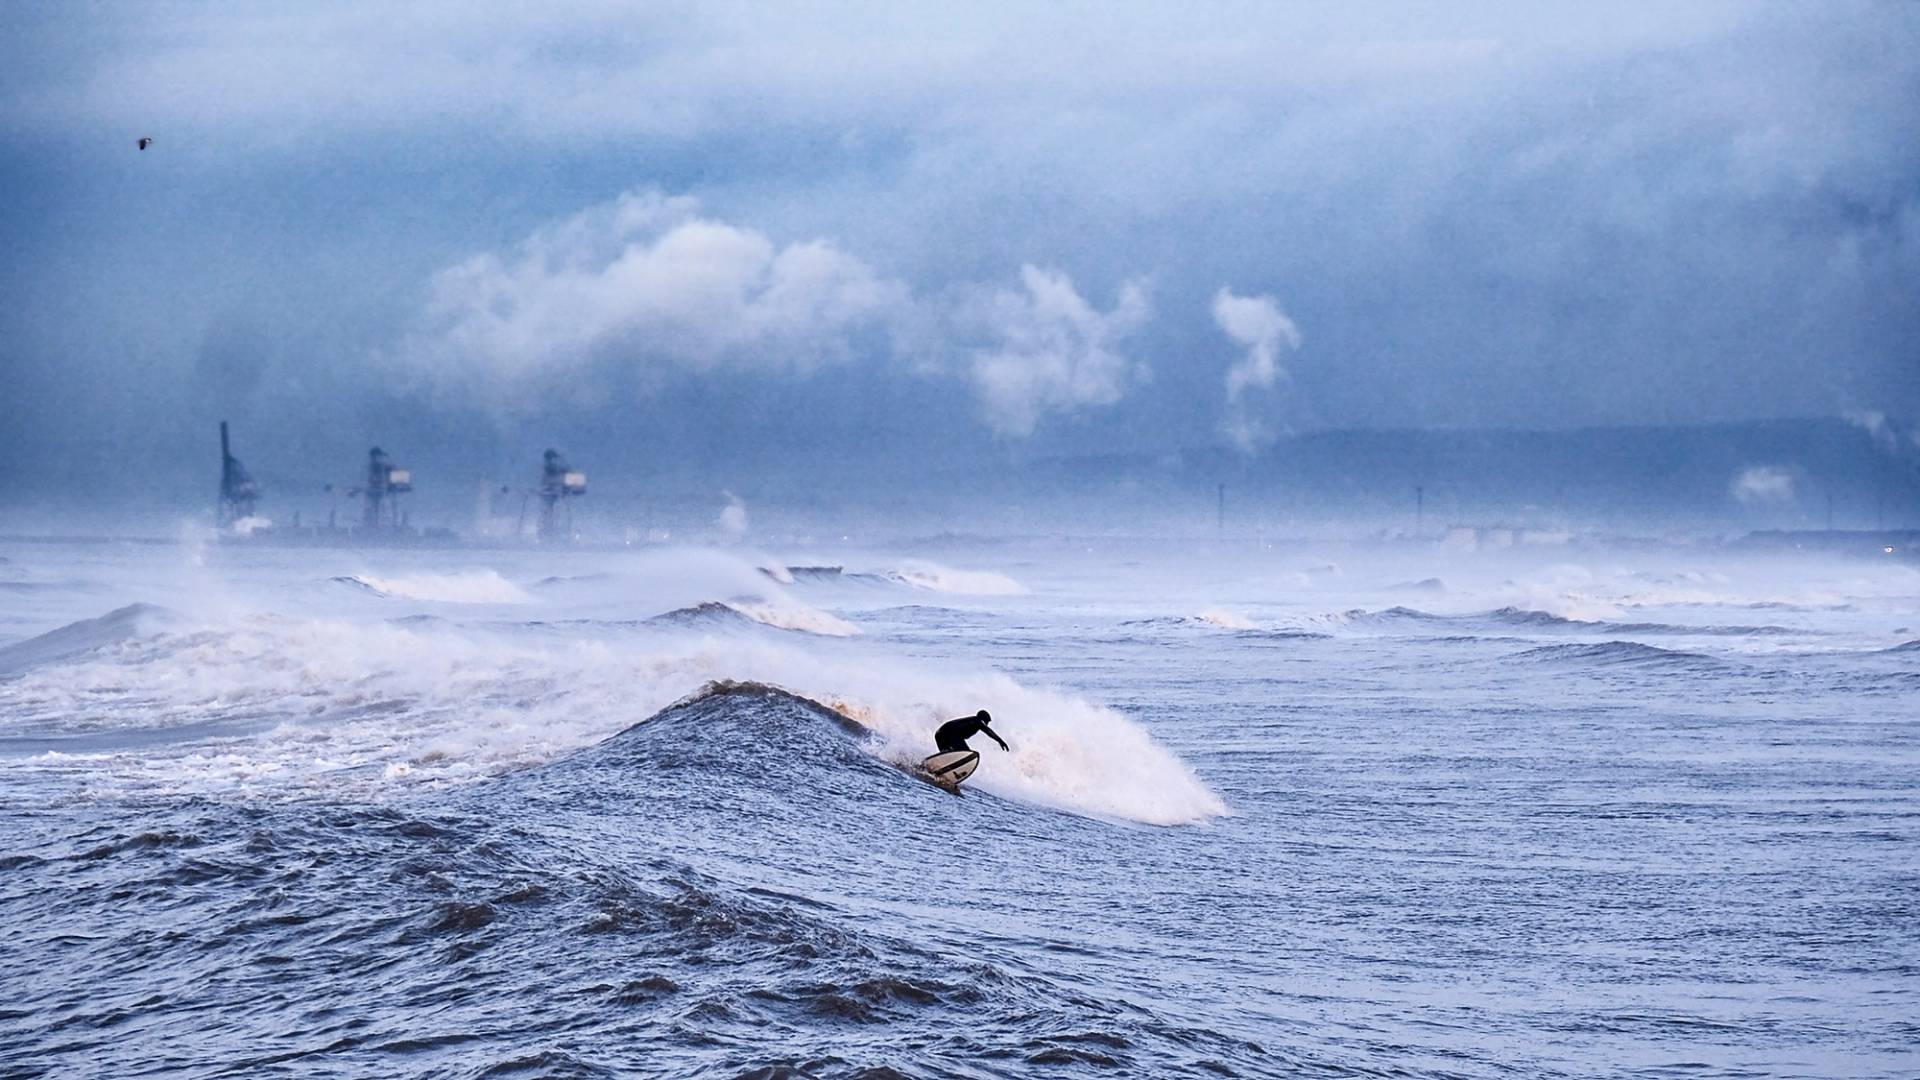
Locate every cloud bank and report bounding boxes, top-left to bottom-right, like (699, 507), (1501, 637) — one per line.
(2, 3), (1917, 513)
(393, 191), (903, 405)
(395, 191), (1153, 437)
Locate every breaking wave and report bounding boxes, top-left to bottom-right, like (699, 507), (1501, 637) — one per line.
(1195, 609), (1259, 631)
(0, 687), (1264, 1076)
(758, 564), (885, 586)
(1120, 613), (1331, 640)
(648, 601), (860, 637)
(767, 560), (1028, 596)
(817, 681), (1226, 826)
(0, 602), (1219, 825)
(885, 560), (1028, 595)
(726, 602), (860, 637)
(332, 570), (533, 604)
(0, 602), (175, 677)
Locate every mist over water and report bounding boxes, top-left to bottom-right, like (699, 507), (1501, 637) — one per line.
(2, 534), (1916, 1076)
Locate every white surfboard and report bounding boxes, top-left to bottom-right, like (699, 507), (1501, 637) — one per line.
(921, 749), (980, 787)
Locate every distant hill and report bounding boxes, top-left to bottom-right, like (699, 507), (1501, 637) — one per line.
(928, 417), (1920, 534)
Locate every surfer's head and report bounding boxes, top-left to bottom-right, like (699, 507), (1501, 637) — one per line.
(976, 709), (992, 724)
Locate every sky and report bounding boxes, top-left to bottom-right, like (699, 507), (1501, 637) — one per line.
(0, 2), (1916, 528)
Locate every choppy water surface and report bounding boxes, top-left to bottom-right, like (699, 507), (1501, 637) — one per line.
(2, 537), (1917, 1077)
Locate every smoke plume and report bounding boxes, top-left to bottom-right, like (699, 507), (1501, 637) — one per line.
(1212, 288), (1302, 453)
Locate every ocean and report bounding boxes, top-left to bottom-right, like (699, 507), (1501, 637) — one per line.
(2, 535), (1916, 1078)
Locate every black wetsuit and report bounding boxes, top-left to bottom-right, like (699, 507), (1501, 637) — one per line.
(935, 716), (1006, 754)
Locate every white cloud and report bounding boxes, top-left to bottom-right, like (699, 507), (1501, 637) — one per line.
(393, 190), (905, 405)
(385, 191), (1152, 434)
(393, 193), (1156, 438)
(962, 267), (1151, 437)
(1212, 288), (1302, 453)
(1730, 465), (1796, 504)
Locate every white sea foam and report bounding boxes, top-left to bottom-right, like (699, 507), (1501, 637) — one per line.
(726, 602), (861, 637)
(23, 541), (1902, 827)
(827, 674), (1228, 826)
(0, 591), (1220, 825)
(344, 569), (533, 604)
(887, 560), (1028, 595)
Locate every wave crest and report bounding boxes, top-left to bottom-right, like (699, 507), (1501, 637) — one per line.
(0, 603), (175, 677)
(822, 677), (1226, 826)
(648, 601), (859, 637)
(770, 560), (1028, 596)
(1, 602), (1217, 825)
(333, 570), (532, 604)
(1515, 641), (1722, 669)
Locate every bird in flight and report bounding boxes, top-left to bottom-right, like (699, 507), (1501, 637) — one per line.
(137, 137), (153, 150)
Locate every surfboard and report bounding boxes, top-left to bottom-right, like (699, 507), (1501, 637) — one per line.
(920, 749), (980, 789)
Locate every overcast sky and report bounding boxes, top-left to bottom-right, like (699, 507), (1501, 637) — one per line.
(1, 2), (1915, 518)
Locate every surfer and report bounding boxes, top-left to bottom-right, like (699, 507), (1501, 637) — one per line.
(935, 710), (1008, 754)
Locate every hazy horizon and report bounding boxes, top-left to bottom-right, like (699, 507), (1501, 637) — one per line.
(4, 2), (1917, 538)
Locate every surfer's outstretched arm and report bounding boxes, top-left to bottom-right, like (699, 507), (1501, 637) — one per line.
(990, 731), (1009, 751)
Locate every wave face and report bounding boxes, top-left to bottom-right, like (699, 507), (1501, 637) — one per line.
(0, 602), (171, 676)
(647, 600), (861, 637)
(0, 593), (1218, 826)
(0, 683), (1257, 1077)
(2, 538), (1915, 1078)
(1514, 640), (1726, 671)
(1282, 604), (1804, 640)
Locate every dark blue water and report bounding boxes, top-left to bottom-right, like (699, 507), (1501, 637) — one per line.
(2, 539), (1917, 1077)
